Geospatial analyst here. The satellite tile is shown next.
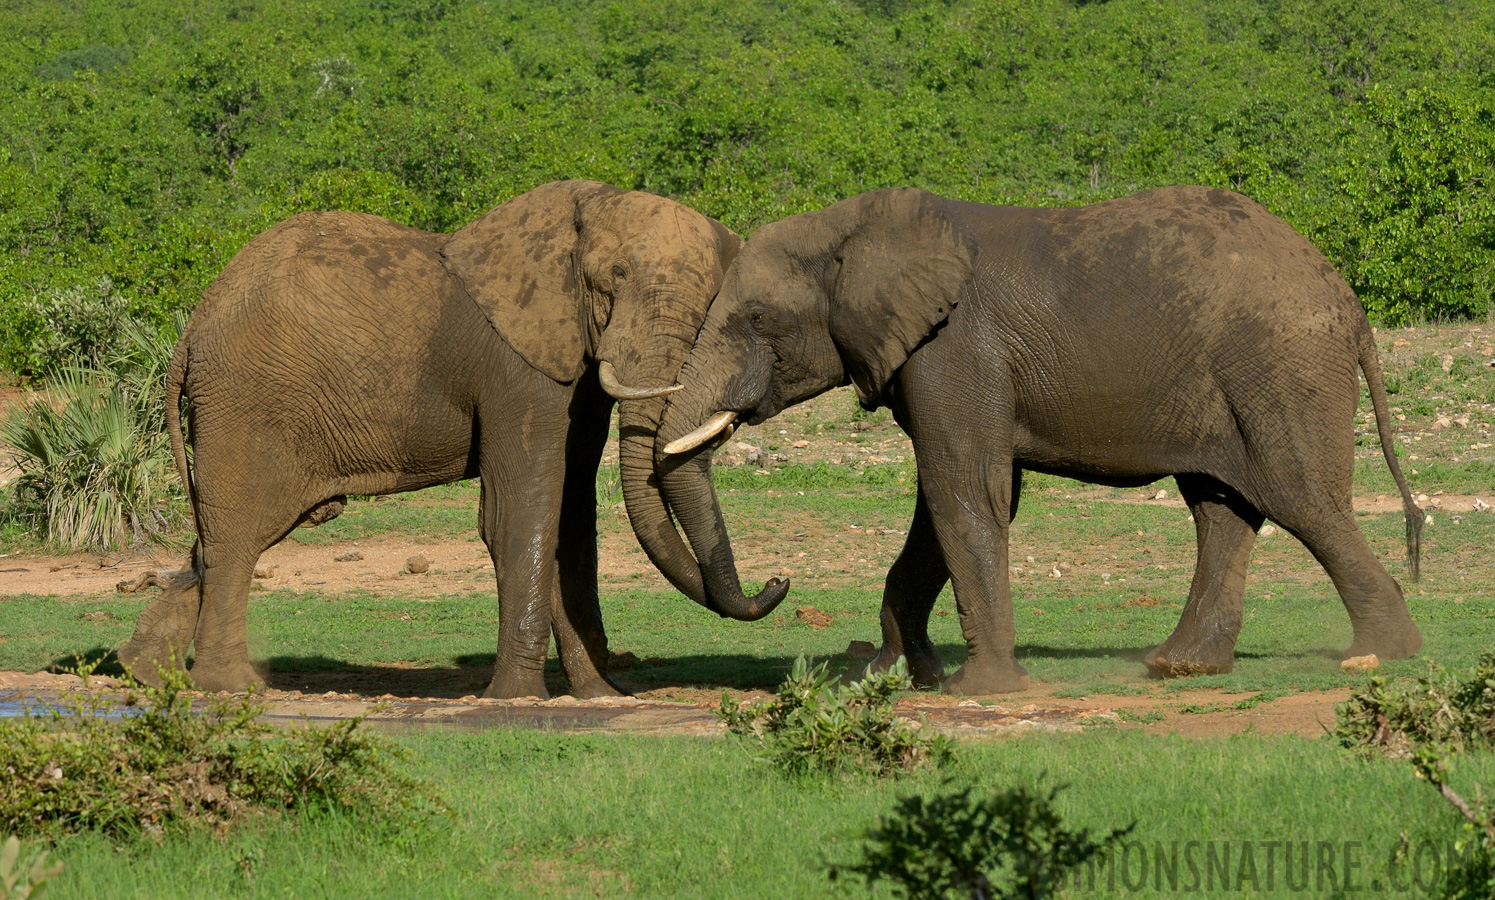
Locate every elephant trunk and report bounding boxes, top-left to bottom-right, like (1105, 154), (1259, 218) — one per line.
(617, 394), (709, 603)
(654, 339), (788, 621)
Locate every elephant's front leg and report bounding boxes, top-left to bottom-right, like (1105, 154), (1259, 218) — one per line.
(1145, 474), (1265, 677)
(548, 380), (624, 699)
(910, 430), (1029, 694)
(869, 486), (948, 688)
(479, 438), (569, 700)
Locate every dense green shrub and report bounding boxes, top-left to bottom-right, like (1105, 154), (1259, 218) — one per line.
(1, 0), (1493, 373)
(0, 314), (187, 552)
(0, 666), (444, 838)
(830, 781), (1132, 899)
(718, 657), (953, 777)
(1335, 653), (1495, 757)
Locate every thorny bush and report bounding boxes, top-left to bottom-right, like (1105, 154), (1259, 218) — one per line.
(0, 663), (445, 838)
(717, 656), (953, 777)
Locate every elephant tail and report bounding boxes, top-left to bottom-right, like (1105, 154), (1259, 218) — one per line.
(165, 337), (199, 542)
(1359, 331), (1420, 580)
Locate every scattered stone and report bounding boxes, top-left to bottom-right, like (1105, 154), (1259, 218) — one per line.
(609, 650), (640, 670)
(1434, 415), (1452, 429)
(845, 640), (877, 660)
(1454, 415), (1470, 427)
(115, 570), (163, 593)
(405, 554), (430, 575)
(1415, 493), (1430, 506)
(792, 440), (809, 448)
(1474, 498), (1491, 512)
(1341, 654), (1380, 673)
(1259, 524), (1278, 537)
(254, 565), (277, 579)
(1151, 489), (1168, 500)
(795, 606), (834, 629)
(1441, 354), (1454, 373)
(334, 550), (364, 562)
(733, 442), (758, 452)
(745, 448), (770, 468)
(1048, 566), (1061, 578)
(98, 556), (121, 568)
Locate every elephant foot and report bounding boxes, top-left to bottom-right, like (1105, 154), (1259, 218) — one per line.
(1344, 621), (1423, 662)
(188, 656), (263, 693)
(484, 669), (550, 701)
(118, 570), (202, 687)
(568, 673), (628, 700)
(943, 657), (1029, 696)
(1145, 630), (1237, 678)
(866, 642), (943, 690)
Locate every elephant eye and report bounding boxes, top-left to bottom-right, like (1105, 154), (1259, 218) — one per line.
(611, 265), (628, 282)
(749, 310), (765, 328)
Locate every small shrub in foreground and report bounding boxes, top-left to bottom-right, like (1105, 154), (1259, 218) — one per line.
(0, 835), (62, 900)
(1338, 655), (1495, 898)
(717, 657), (953, 777)
(0, 665), (444, 838)
(830, 781), (1133, 900)
(1335, 653), (1495, 756)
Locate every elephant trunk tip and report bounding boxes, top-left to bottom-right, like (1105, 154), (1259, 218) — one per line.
(714, 577), (790, 621)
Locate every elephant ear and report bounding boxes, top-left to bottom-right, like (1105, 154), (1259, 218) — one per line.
(441, 180), (622, 383)
(828, 189), (975, 409)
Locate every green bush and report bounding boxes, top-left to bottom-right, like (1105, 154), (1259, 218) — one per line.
(0, 666), (444, 839)
(717, 657), (953, 777)
(20, 278), (130, 378)
(830, 780), (1133, 899)
(1335, 653), (1495, 757)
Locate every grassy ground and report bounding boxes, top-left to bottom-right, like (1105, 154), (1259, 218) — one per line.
(38, 728), (1495, 898)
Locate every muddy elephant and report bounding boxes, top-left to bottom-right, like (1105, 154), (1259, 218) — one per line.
(655, 185), (1423, 695)
(119, 180), (786, 699)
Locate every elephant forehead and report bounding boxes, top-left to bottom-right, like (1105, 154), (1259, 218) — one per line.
(609, 195), (722, 271)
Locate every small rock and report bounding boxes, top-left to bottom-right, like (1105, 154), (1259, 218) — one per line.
(795, 606), (834, 629)
(334, 550), (364, 562)
(792, 440), (809, 448)
(1454, 415), (1470, 427)
(1474, 498), (1490, 512)
(1340, 654), (1380, 673)
(254, 565), (277, 579)
(98, 556), (121, 568)
(1151, 489), (1168, 500)
(745, 448), (770, 468)
(1433, 416), (1451, 429)
(1259, 524), (1278, 537)
(1048, 566), (1062, 578)
(1425, 514), (1434, 525)
(733, 442), (758, 452)
(1441, 354), (1453, 373)
(1415, 493), (1430, 506)
(405, 554), (430, 575)
(845, 640), (877, 660)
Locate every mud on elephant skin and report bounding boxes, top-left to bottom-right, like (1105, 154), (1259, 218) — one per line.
(657, 185), (1423, 695)
(119, 180), (785, 700)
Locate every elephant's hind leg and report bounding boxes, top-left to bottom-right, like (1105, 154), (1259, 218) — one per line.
(870, 486), (949, 689)
(118, 553), (203, 686)
(1145, 475), (1264, 678)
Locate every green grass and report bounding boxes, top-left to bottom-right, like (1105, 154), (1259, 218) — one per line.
(31, 728), (1495, 897)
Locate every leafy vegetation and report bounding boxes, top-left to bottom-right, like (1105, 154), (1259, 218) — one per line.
(1336, 653), (1495, 757)
(0, 836), (63, 900)
(2, 0), (1493, 374)
(831, 780), (1132, 899)
(0, 311), (185, 553)
(718, 656), (953, 777)
(0, 666), (443, 838)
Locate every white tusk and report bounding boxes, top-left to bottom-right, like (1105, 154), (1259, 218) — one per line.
(598, 361), (682, 400)
(663, 411), (738, 455)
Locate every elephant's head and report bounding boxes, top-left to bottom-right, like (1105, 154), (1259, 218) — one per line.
(655, 188), (974, 613)
(442, 180), (787, 620)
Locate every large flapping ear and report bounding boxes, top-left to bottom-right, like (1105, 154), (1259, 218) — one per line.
(828, 189), (975, 408)
(441, 180), (622, 383)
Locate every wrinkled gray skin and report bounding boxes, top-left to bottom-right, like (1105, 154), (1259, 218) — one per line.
(657, 186), (1423, 695)
(119, 180), (785, 700)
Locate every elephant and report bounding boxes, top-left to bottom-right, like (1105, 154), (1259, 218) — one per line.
(654, 185), (1423, 695)
(118, 180), (786, 699)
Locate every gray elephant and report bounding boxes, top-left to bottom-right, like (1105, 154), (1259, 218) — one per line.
(119, 180), (786, 699)
(655, 186), (1422, 695)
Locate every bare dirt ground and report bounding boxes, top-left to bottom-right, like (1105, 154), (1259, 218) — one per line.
(0, 668), (1342, 738)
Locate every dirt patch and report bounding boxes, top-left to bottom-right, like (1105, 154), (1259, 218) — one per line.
(0, 669), (1347, 739)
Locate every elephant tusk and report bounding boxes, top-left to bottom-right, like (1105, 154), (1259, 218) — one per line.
(663, 411), (738, 456)
(598, 361), (683, 400)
